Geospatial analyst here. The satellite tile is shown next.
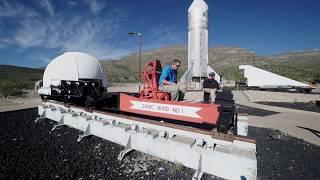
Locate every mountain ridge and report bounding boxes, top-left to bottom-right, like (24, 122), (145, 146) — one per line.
(100, 46), (320, 82)
(0, 45), (319, 96)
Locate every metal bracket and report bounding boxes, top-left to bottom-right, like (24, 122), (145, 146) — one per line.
(35, 111), (46, 123)
(51, 116), (65, 131)
(117, 135), (133, 161)
(39, 101), (257, 179)
(192, 154), (204, 180)
(77, 123), (92, 142)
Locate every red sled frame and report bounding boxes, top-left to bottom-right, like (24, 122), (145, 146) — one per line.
(119, 60), (221, 125)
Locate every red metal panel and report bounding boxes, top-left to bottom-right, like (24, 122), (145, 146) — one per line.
(119, 93), (220, 125)
(139, 60), (170, 101)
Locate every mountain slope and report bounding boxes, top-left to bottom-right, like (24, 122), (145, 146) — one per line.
(101, 46), (320, 82)
(0, 46), (319, 97)
(0, 65), (44, 96)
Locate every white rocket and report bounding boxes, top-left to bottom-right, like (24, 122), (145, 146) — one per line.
(181, 0), (220, 85)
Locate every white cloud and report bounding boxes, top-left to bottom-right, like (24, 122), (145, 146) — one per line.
(15, 19), (48, 48)
(0, 38), (12, 48)
(0, 0), (35, 17)
(0, 1), (23, 17)
(11, 5), (130, 60)
(67, 0), (77, 7)
(0, 1), (185, 62)
(85, 0), (106, 15)
(143, 25), (185, 49)
(0, 43), (6, 48)
(38, 0), (55, 16)
(29, 53), (52, 63)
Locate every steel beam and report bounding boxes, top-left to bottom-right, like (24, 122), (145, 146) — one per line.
(37, 102), (257, 180)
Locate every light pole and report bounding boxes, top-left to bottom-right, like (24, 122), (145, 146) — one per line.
(249, 51), (256, 67)
(128, 32), (142, 93)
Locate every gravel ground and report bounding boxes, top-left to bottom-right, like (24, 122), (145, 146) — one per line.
(257, 102), (320, 113)
(1, 109), (320, 180)
(0, 109), (215, 180)
(248, 127), (320, 179)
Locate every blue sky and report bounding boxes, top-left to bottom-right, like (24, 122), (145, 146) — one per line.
(0, 0), (319, 68)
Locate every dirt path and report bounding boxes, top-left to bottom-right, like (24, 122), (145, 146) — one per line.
(0, 97), (41, 112)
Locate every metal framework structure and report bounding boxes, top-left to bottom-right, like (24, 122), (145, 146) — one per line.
(139, 60), (170, 100)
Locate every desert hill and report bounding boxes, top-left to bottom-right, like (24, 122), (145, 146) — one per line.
(101, 46), (320, 82)
(1, 46), (319, 96)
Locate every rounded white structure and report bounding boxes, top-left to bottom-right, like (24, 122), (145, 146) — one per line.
(181, 0), (220, 89)
(38, 52), (107, 99)
(42, 52), (106, 88)
(188, 0), (209, 78)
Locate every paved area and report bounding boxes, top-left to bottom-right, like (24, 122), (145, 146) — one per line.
(240, 102), (320, 146)
(184, 90), (320, 146)
(244, 90), (320, 102)
(234, 91), (320, 146)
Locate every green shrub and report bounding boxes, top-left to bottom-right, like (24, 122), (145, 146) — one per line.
(0, 79), (31, 97)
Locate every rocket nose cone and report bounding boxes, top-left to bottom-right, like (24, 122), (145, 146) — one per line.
(188, 0), (208, 12)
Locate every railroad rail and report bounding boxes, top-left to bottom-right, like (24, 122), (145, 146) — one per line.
(36, 101), (257, 180)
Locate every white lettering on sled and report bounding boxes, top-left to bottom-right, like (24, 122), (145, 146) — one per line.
(129, 101), (201, 118)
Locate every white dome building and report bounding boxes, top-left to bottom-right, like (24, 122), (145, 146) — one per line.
(42, 52), (106, 88)
(38, 52), (107, 97)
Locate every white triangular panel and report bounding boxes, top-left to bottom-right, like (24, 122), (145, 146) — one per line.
(239, 65), (309, 88)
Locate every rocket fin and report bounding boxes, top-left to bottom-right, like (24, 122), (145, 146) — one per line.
(180, 68), (193, 84)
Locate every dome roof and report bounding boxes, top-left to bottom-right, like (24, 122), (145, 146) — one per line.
(43, 52), (107, 87)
